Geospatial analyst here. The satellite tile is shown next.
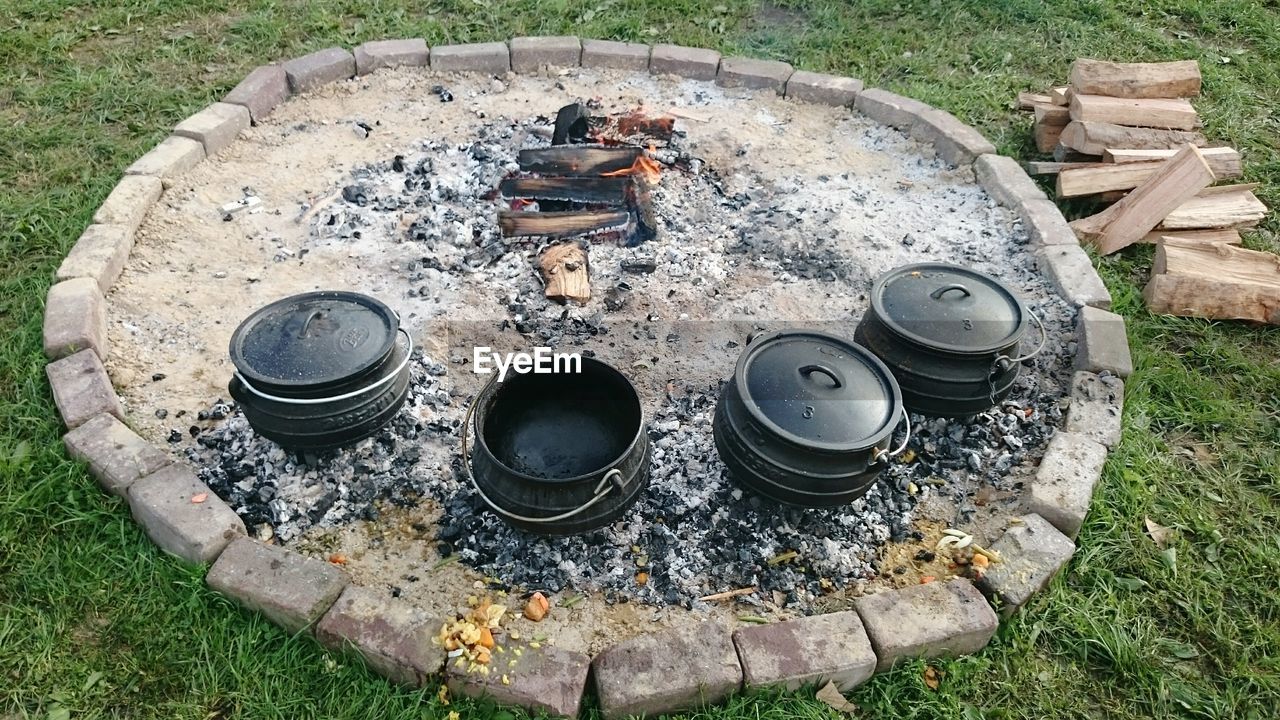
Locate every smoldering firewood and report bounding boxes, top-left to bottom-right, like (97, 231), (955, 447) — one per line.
(499, 209), (630, 238)
(552, 103), (590, 146)
(498, 177), (629, 205)
(539, 243), (590, 303)
(586, 112), (675, 146)
(518, 147), (642, 175)
(628, 177), (658, 245)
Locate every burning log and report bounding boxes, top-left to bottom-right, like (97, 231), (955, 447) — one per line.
(586, 111), (675, 146)
(539, 243), (591, 303)
(552, 103), (589, 146)
(518, 147), (642, 175)
(498, 177), (629, 205)
(627, 177), (658, 245)
(499, 209), (629, 238)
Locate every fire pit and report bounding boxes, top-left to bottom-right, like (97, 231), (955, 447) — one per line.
(103, 60), (1078, 654)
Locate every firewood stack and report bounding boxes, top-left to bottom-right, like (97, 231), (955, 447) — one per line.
(1017, 59), (1277, 325)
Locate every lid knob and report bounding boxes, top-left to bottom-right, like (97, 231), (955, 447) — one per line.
(799, 364), (843, 390)
(929, 283), (972, 300)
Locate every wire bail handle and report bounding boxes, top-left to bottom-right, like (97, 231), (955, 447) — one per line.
(872, 411), (912, 465)
(234, 327), (414, 406)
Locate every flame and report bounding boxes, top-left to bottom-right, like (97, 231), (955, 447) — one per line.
(599, 145), (661, 185)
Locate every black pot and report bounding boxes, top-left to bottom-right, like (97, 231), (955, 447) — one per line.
(854, 263), (1044, 418)
(466, 357), (650, 536)
(713, 330), (906, 507)
(228, 291), (412, 451)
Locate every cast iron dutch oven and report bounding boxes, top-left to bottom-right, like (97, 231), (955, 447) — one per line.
(463, 356), (650, 536)
(853, 263), (1046, 418)
(228, 291), (413, 451)
(713, 329), (909, 507)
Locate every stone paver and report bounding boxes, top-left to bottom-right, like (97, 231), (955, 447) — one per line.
(207, 536), (348, 634)
(430, 42), (510, 74)
(127, 464), (245, 564)
(910, 108), (997, 166)
(716, 56), (793, 93)
(174, 102), (251, 157)
(282, 47), (356, 93)
(975, 154), (1048, 210)
(92, 174), (163, 235)
(63, 413), (172, 496)
(55, 224), (132, 294)
(593, 622), (742, 720)
(1065, 371), (1124, 448)
(124, 136), (205, 180)
(1036, 244), (1113, 309)
(43, 277), (107, 360)
(977, 514), (1076, 616)
(1019, 198), (1080, 246)
(1027, 431), (1109, 538)
(448, 641), (590, 718)
(509, 36), (581, 72)
(733, 611), (876, 692)
(1074, 306), (1132, 378)
(224, 65), (290, 123)
(785, 70), (863, 106)
(854, 88), (932, 130)
(46, 349), (123, 429)
(854, 578), (998, 671)
(580, 39), (650, 71)
(649, 44), (720, 81)
(353, 38), (429, 75)
(315, 585), (443, 687)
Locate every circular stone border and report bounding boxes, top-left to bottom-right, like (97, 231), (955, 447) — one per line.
(44, 36), (1133, 719)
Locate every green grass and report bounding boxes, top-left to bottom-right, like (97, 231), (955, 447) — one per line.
(2, 1), (1279, 718)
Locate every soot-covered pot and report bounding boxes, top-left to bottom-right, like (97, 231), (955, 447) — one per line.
(713, 329), (908, 507)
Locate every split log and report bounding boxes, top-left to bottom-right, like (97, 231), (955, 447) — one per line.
(1158, 186), (1268, 230)
(1026, 161), (1105, 175)
(1070, 144), (1215, 255)
(498, 177), (629, 205)
(1034, 104), (1071, 127)
(587, 112), (675, 146)
(1059, 121), (1207, 156)
(1144, 238), (1280, 324)
(1138, 228), (1241, 245)
(517, 147), (642, 175)
(1057, 154), (1242, 197)
(1018, 91), (1054, 110)
(1069, 58), (1201, 99)
(499, 209), (629, 238)
(1050, 86), (1071, 106)
(552, 103), (590, 145)
(1104, 146), (1240, 176)
(1035, 121), (1066, 153)
(539, 243), (591, 304)
(1069, 94), (1199, 130)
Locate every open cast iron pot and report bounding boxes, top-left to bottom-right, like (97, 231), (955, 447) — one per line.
(854, 263), (1046, 418)
(228, 291), (412, 451)
(464, 357), (650, 536)
(713, 329), (908, 508)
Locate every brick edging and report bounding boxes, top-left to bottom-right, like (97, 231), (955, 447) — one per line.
(44, 37), (1130, 719)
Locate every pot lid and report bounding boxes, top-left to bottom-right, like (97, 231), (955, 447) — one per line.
(737, 330), (901, 452)
(870, 263), (1027, 354)
(229, 291), (399, 388)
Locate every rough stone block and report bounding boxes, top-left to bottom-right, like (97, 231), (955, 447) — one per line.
(975, 154), (1048, 209)
(124, 136), (205, 179)
(282, 47), (356, 93)
(854, 579), (998, 671)
(224, 65), (290, 123)
(717, 56), (793, 93)
(910, 108), (996, 166)
(1036, 244), (1112, 309)
(854, 88), (932, 131)
(1028, 431), (1109, 538)
(46, 349), (124, 430)
(447, 642), (590, 718)
(593, 622), (741, 720)
(976, 514), (1076, 616)
(733, 611), (876, 692)
(63, 413), (172, 496)
(207, 536), (348, 634)
(1074, 306), (1132, 378)
(43, 277), (107, 360)
(430, 42), (510, 74)
(127, 464), (245, 564)
(510, 36), (581, 72)
(92, 174), (162, 235)
(353, 38), (429, 75)
(785, 70), (863, 106)
(1065, 371), (1124, 448)
(649, 44), (720, 81)
(55, 224), (132, 294)
(580, 39), (650, 71)
(1019, 198), (1080, 246)
(316, 585), (443, 687)
(174, 102), (251, 157)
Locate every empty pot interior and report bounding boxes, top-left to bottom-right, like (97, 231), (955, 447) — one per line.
(481, 362), (641, 481)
